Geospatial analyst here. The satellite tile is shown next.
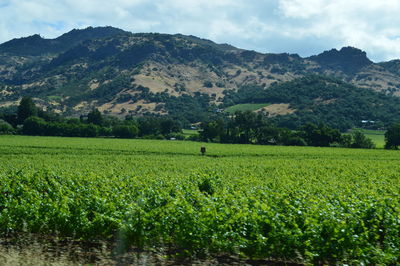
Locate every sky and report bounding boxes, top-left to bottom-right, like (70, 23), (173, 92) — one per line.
(1, 0), (399, 62)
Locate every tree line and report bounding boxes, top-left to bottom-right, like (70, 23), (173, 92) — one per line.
(0, 97), (183, 139)
(199, 110), (377, 149)
(2, 97), (400, 149)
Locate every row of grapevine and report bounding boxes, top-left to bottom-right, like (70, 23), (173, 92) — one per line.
(0, 136), (399, 264)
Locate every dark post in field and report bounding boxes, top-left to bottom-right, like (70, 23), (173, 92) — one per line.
(200, 146), (206, 155)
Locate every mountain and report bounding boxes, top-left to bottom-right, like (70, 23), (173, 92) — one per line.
(1, 26), (400, 127)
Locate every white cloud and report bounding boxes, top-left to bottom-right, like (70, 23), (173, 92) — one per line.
(279, 0), (327, 19)
(277, 0), (400, 61)
(1, 0), (400, 61)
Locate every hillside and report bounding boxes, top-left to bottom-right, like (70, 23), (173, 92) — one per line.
(222, 75), (400, 130)
(1, 26), (400, 127)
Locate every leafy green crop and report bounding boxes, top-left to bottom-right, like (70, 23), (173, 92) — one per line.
(0, 135), (399, 264)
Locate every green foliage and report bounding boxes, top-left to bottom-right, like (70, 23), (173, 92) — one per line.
(0, 111), (17, 128)
(161, 93), (212, 125)
(87, 108), (103, 126)
(384, 123), (400, 149)
(165, 132), (186, 140)
(200, 112), (342, 147)
(0, 136), (399, 264)
(5, 95), (384, 149)
(301, 122), (341, 147)
(160, 118), (181, 135)
(223, 75), (400, 131)
(0, 119), (15, 135)
(22, 116), (46, 135)
(8, 103), (184, 140)
(200, 119), (225, 142)
(113, 124), (139, 138)
(22, 117), (105, 138)
(229, 111), (264, 144)
(350, 131), (375, 149)
(17, 97), (37, 124)
(223, 85), (267, 106)
(340, 134), (353, 148)
(90, 75), (132, 104)
(351, 128), (386, 148)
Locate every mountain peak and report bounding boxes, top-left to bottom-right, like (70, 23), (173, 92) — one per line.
(310, 46), (372, 74)
(337, 46), (370, 60)
(56, 26), (127, 42)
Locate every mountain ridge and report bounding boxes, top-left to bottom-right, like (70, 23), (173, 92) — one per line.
(0, 26), (127, 56)
(1, 26), (400, 122)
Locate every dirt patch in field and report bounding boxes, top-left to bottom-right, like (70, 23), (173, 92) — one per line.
(258, 103), (296, 117)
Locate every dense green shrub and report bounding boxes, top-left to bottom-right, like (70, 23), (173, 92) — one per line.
(385, 123), (400, 149)
(0, 119), (15, 134)
(113, 125), (139, 138)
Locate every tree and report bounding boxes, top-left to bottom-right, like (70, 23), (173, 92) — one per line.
(200, 119), (225, 142)
(0, 119), (15, 135)
(137, 117), (161, 136)
(300, 123), (341, 147)
(17, 97), (37, 124)
(255, 125), (280, 145)
(87, 108), (103, 126)
(277, 128), (306, 146)
(350, 131), (375, 149)
(113, 125), (139, 138)
(232, 111), (264, 144)
(385, 123), (400, 149)
(37, 109), (61, 122)
(1, 113), (17, 128)
(81, 124), (99, 137)
(160, 118), (181, 135)
(203, 81), (213, 88)
(339, 134), (352, 148)
(22, 116), (46, 135)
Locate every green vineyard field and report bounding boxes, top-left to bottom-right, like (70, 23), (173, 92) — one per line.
(0, 135), (399, 264)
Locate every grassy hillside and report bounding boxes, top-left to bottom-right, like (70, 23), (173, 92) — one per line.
(224, 103), (269, 114)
